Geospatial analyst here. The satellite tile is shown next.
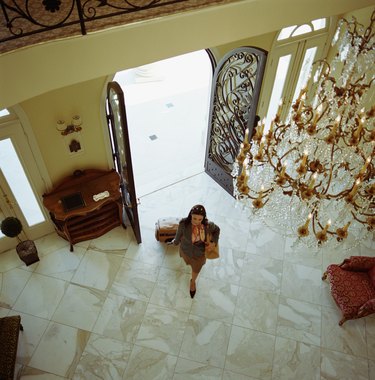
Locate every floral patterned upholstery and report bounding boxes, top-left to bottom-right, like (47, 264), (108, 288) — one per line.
(323, 256), (375, 326)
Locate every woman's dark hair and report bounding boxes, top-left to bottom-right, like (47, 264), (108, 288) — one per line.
(185, 204), (208, 225)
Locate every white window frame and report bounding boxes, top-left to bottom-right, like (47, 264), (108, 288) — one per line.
(257, 17), (337, 126)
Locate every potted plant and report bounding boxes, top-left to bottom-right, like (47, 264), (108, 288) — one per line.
(1, 216), (39, 266)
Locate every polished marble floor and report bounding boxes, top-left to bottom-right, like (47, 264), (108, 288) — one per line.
(1, 173), (374, 380)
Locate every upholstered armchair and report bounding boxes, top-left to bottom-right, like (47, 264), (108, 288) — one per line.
(322, 256), (375, 326)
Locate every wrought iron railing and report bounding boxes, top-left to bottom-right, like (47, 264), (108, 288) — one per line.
(0, 0), (234, 54)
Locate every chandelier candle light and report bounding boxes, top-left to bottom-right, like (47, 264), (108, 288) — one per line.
(233, 11), (375, 248)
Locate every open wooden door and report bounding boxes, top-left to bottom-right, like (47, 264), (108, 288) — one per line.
(106, 81), (142, 244)
(205, 46), (267, 195)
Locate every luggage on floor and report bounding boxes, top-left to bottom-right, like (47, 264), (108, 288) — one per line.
(155, 217), (180, 242)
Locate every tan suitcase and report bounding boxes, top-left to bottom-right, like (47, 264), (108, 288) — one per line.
(155, 217), (180, 242)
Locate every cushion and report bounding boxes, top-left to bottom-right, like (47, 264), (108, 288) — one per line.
(327, 264), (375, 319)
(369, 265), (375, 288)
(340, 256), (375, 272)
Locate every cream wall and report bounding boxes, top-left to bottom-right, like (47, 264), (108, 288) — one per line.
(1, 0), (373, 108)
(20, 78), (109, 183)
(1, 1), (374, 186)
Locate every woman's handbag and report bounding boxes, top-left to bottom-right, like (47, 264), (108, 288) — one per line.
(205, 233), (219, 259)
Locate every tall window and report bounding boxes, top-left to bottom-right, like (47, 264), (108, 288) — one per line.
(259, 17), (333, 130)
(0, 110), (50, 247)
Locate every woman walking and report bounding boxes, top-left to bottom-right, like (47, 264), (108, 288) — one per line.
(171, 204), (220, 298)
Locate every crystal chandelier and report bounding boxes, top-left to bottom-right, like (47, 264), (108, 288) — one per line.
(233, 11), (375, 248)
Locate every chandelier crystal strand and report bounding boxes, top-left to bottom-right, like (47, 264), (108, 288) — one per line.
(233, 11), (375, 249)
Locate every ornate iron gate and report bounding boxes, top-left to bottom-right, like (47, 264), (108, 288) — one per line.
(205, 46), (267, 195)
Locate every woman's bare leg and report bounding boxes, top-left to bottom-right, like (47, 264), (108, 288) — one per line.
(190, 271), (198, 290)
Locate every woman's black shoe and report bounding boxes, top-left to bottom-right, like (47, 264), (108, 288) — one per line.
(190, 280), (196, 298)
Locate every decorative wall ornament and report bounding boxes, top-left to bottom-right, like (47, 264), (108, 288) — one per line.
(233, 11), (375, 249)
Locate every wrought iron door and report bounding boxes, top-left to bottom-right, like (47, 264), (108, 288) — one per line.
(106, 81), (142, 244)
(205, 46), (267, 195)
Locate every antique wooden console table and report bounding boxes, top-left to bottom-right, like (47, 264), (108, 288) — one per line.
(43, 169), (124, 251)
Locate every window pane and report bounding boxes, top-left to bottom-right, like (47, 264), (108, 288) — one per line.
(288, 47), (317, 120)
(278, 26), (297, 40)
(0, 139), (45, 226)
(0, 109), (9, 117)
(278, 18), (326, 41)
(312, 18), (326, 30)
(292, 24), (313, 37)
(265, 54), (291, 128)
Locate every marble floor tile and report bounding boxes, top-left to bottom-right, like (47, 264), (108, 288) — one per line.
(321, 249), (353, 272)
(201, 247), (245, 286)
(370, 360), (375, 380)
(71, 249), (122, 291)
(361, 237), (375, 256)
(2, 172), (374, 380)
(208, 195), (249, 225)
(123, 345), (177, 380)
(161, 246), (191, 273)
(0, 268), (32, 308)
(0, 306), (9, 317)
(213, 216), (249, 251)
(135, 304), (188, 355)
(246, 226), (286, 260)
(320, 348), (370, 380)
(18, 366), (68, 379)
(7, 311), (49, 365)
(222, 370), (258, 380)
(28, 321), (90, 378)
(321, 305), (367, 358)
(240, 255), (283, 294)
(272, 336), (320, 380)
(33, 245), (85, 281)
(111, 257), (159, 301)
(93, 293), (147, 344)
(233, 286), (279, 334)
(88, 226), (132, 254)
(73, 333), (133, 379)
(52, 283), (106, 331)
(0, 248), (26, 272)
(277, 296), (321, 346)
(281, 262), (322, 304)
(149, 267), (192, 312)
(173, 358), (223, 379)
(366, 317), (375, 359)
(284, 237), (322, 268)
(125, 230), (166, 266)
(13, 272), (67, 319)
(225, 325), (275, 379)
(190, 276), (239, 324)
(320, 277), (339, 308)
(33, 233), (70, 257)
(179, 314), (231, 368)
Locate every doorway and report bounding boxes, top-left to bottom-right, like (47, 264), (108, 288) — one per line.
(113, 50), (213, 197)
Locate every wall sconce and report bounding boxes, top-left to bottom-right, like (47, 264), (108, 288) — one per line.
(56, 115), (82, 136)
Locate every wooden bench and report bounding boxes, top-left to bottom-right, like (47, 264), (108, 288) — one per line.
(0, 315), (23, 380)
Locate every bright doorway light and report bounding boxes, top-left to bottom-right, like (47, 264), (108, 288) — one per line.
(114, 50), (213, 197)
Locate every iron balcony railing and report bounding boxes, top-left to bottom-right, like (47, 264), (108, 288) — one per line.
(0, 0), (234, 54)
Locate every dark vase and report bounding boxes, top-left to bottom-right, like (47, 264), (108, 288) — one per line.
(16, 240), (39, 266)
